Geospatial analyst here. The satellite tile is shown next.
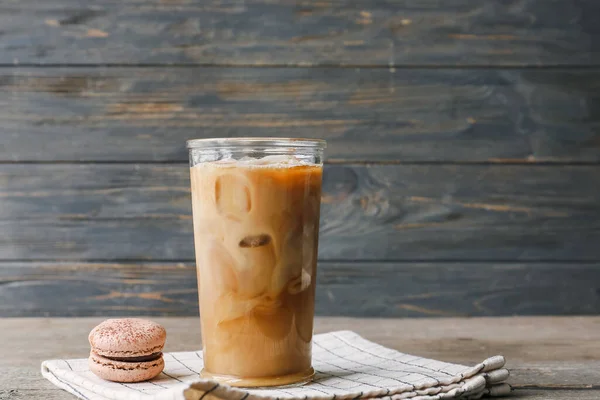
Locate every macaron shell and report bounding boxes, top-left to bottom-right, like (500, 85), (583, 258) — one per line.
(89, 318), (166, 358)
(89, 352), (165, 383)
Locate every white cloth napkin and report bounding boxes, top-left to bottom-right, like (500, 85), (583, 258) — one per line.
(42, 331), (511, 400)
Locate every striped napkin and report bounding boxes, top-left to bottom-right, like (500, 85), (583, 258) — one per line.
(42, 331), (511, 400)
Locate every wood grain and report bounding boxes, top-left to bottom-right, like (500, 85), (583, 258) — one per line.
(2, 261), (600, 318)
(2, 68), (600, 162)
(1, 0), (599, 66)
(2, 317), (600, 399)
(3, 316), (600, 364)
(1, 390), (79, 400)
(1, 164), (599, 261)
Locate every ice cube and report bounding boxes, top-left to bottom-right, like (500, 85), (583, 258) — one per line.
(257, 155), (302, 166)
(235, 234), (277, 298)
(238, 156), (256, 162)
(202, 240), (238, 293)
(237, 247), (277, 297)
(287, 269), (312, 295)
(214, 173), (251, 219)
(269, 222), (303, 296)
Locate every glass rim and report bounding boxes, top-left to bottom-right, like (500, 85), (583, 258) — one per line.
(186, 137), (326, 150)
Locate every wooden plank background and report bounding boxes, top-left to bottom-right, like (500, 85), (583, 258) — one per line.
(1, 0), (599, 317)
(3, 0), (600, 66)
(2, 68), (600, 163)
(2, 164), (600, 261)
(2, 262), (600, 317)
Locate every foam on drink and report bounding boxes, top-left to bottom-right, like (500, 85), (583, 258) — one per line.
(190, 154), (322, 385)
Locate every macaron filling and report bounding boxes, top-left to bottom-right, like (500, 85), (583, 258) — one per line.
(100, 352), (163, 363)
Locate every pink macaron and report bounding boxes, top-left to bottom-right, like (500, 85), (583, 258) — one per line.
(88, 318), (167, 382)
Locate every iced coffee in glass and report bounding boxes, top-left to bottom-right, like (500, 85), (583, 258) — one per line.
(187, 138), (326, 387)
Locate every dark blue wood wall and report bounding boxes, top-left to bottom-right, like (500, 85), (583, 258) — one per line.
(1, 0), (599, 317)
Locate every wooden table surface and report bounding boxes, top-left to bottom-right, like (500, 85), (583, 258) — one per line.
(2, 317), (599, 399)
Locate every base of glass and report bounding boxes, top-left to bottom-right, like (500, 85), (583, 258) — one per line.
(200, 367), (315, 388)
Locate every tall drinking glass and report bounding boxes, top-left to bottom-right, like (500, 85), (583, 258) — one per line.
(187, 138), (326, 387)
